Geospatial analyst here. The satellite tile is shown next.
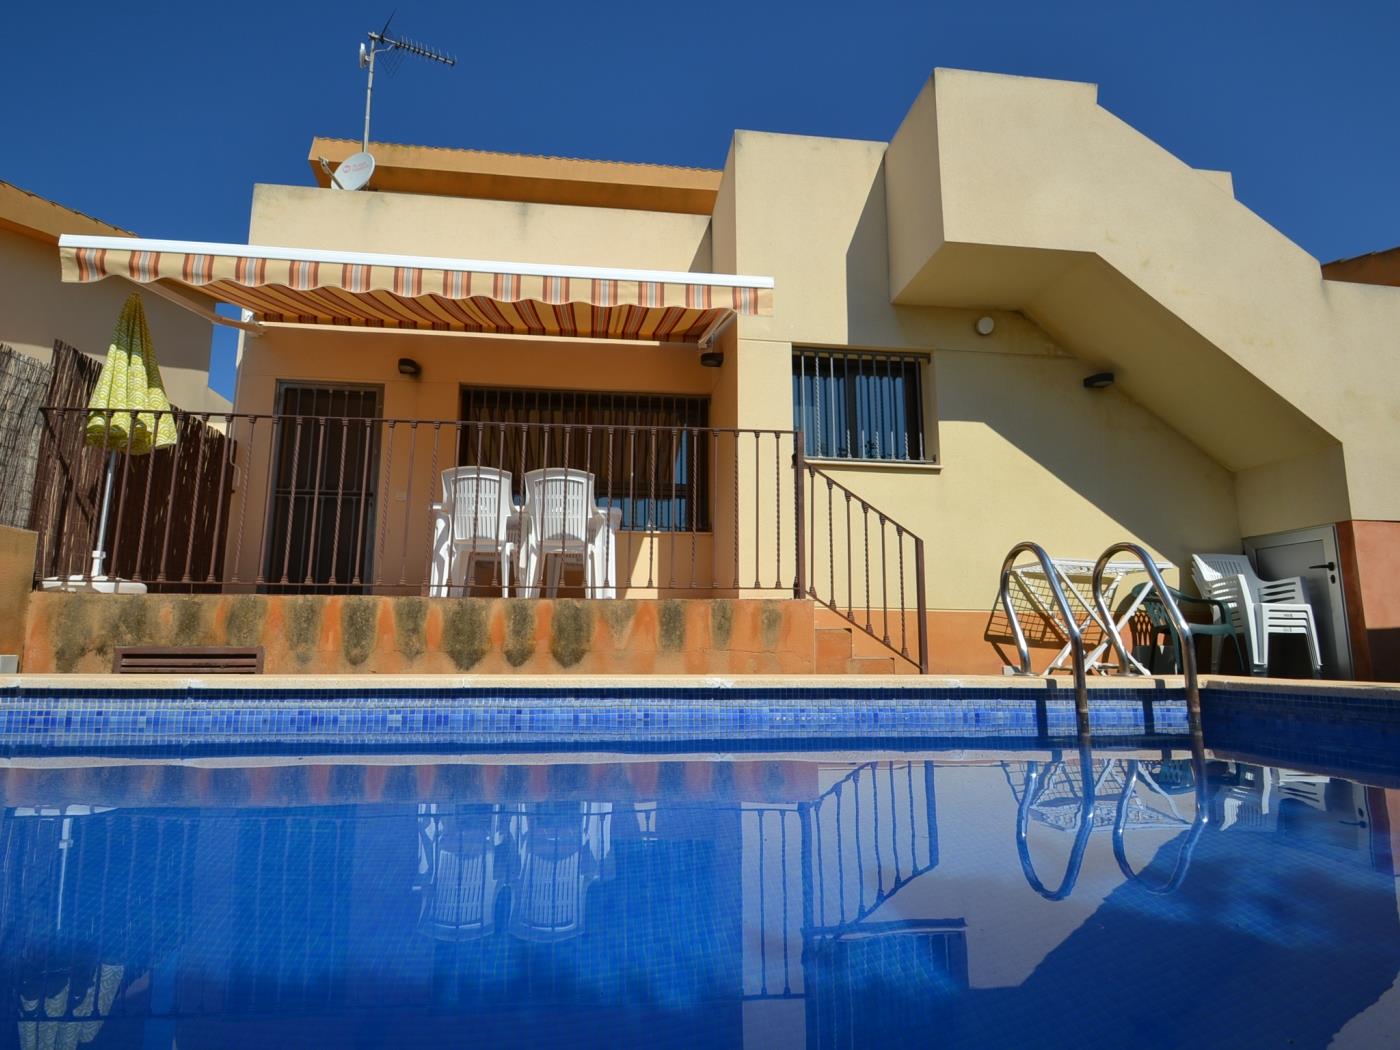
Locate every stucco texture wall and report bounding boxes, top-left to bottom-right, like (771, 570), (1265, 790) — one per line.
(0, 227), (228, 413)
(721, 129), (1239, 614)
(884, 68), (1400, 533)
(247, 185), (713, 274)
(22, 593), (814, 675)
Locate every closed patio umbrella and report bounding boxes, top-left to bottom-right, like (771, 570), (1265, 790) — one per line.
(85, 293), (176, 581)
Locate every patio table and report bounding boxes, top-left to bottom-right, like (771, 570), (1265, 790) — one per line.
(1007, 556), (1175, 676)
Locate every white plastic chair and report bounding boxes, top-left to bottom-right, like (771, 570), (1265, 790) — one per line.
(1190, 553), (1322, 677)
(434, 467), (516, 597)
(517, 468), (616, 598)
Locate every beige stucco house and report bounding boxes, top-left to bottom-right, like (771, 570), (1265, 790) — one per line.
(0, 180), (228, 414)
(31, 68), (1400, 679)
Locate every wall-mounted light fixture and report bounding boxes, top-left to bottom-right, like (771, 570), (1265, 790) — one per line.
(1082, 371), (1115, 390)
(975, 315), (996, 336)
(398, 357), (422, 378)
(699, 350), (724, 368)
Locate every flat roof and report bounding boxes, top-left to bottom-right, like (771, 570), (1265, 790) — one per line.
(308, 137), (722, 215)
(0, 179), (132, 244)
(1322, 246), (1400, 289)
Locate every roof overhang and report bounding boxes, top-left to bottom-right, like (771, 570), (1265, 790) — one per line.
(57, 234), (773, 344)
(309, 138), (722, 215)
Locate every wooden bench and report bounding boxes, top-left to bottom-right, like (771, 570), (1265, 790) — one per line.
(112, 646), (265, 674)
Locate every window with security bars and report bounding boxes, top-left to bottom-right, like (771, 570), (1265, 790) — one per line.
(458, 387), (711, 531)
(792, 349), (930, 462)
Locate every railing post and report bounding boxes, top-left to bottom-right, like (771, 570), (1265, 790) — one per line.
(914, 536), (929, 675)
(793, 431), (806, 599)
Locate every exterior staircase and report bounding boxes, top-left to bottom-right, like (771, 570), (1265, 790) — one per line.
(813, 606), (921, 675)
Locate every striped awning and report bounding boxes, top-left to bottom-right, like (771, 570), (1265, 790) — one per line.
(58, 235), (773, 342)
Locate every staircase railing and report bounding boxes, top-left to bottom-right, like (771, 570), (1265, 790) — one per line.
(801, 460), (929, 673)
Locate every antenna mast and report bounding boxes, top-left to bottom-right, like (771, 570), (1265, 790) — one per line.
(359, 16), (456, 152)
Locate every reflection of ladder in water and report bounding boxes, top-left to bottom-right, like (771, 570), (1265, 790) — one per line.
(1005, 759), (1192, 834)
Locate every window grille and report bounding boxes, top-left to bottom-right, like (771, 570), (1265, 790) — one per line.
(792, 350), (929, 462)
(458, 387), (711, 531)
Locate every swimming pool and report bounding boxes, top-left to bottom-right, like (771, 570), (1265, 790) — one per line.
(1, 729), (1397, 1048)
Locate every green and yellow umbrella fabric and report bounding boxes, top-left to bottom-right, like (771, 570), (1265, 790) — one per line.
(85, 293), (177, 454)
(83, 293), (177, 581)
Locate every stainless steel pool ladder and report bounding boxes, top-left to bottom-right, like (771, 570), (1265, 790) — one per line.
(998, 541), (1091, 738)
(1091, 542), (1203, 744)
(998, 540), (1203, 743)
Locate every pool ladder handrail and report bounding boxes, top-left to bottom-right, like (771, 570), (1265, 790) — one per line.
(1090, 541), (1203, 742)
(998, 541), (1090, 737)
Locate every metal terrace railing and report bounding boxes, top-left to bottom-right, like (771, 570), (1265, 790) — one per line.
(31, 408), (803, 599)
(30, 407), (932, 670)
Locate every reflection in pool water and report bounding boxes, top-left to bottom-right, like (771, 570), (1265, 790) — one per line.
(0, 750), (1396, 1048)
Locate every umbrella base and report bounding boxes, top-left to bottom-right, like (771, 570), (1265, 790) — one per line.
(40, 576), (149, 595)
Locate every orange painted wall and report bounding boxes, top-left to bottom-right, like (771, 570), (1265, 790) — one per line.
(1338, 520), (1400, 681)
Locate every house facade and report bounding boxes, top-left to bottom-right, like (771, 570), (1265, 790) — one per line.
(0, 179), (229, 414)
(22, 69), (1400, 679)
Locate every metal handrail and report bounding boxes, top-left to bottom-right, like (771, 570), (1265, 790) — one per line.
(1091, 542), (1202, 743)
(998, 542), (1090, 738)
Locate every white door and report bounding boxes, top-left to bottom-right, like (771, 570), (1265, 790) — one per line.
(1244, 525), (1352, 679)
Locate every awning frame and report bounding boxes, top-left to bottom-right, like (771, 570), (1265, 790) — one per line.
(57, 234), (774, 343)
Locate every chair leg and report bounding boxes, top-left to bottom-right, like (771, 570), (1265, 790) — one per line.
(1208, 635), (1223, 675)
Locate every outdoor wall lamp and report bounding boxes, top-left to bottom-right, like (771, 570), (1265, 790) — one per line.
(699, 350), (725, 367)
(398, 357), (422, 378)
(1083, 371), (1115, 390)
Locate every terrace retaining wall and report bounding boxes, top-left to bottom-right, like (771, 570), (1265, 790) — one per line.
(21, 592), (815, 675)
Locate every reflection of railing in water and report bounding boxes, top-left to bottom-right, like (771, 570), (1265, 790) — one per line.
(1011, 748), (1213, 901)
(0, 808), (197, 1027)
(744, 760), (939, 1000)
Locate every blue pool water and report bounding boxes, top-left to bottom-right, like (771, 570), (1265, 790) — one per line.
(1, 741), (1396, 1048)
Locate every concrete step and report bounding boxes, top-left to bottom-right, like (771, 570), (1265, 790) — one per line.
(847, 656), (897, 674)
(813, 607), (921, 674)
(814, 626), (854, 675)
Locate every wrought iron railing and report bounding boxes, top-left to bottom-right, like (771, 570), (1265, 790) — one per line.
(30, 408), (805, 599)
(801, 463), (929, 672)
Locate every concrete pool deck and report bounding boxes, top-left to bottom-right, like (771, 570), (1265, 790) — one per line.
(4, 671), (1397, 690)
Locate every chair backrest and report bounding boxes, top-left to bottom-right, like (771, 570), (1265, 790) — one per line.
(1191, 554), (1258, 640)
(1191, 553), (1262, 604)
(522, 469), (595, 547)
(442, 467), (512, 545)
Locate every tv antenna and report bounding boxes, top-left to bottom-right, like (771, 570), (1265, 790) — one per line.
(358, 15), (455, 153)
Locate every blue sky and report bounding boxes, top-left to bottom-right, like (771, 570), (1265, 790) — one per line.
(7, 1), (1398, 399)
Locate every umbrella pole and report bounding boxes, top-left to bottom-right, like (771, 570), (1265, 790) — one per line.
(90, 451), (117, 580)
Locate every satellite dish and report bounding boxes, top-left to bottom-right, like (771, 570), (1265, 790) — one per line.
(331, 151), (375, 191)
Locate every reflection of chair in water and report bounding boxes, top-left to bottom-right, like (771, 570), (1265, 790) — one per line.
(416, 805), (509, 941)
(508, 802), (612, 943)
(17, 961), (125, 1048)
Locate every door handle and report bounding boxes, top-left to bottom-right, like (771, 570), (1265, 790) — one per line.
(1308, 562), (1336, 572)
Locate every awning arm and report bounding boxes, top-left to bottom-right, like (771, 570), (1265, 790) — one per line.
(135, 278), (263, 337)
(696, 310), (737, 350)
